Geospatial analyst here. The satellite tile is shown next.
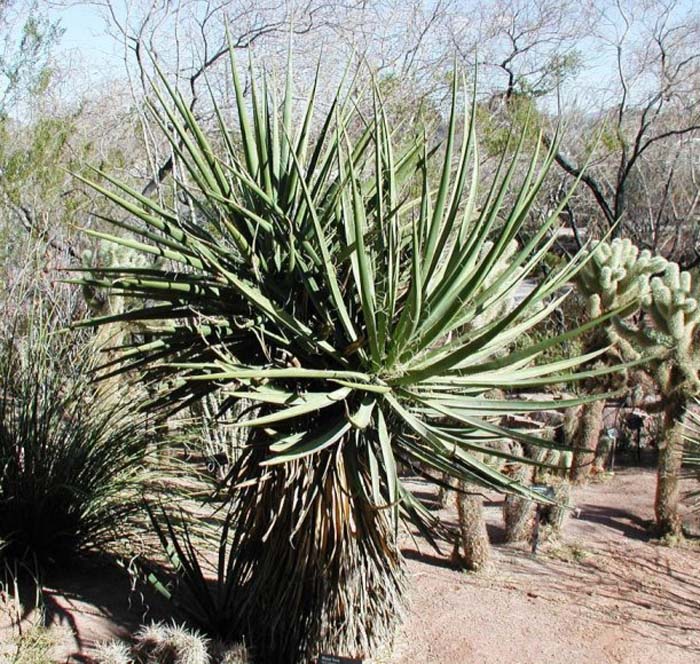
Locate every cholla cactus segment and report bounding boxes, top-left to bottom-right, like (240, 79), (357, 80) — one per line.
(94, 641), (134, 664)
(133, 623), (211, 664)
(577, 238), (667, 315)
(559, 449), (573, 474)
(212, 641), (251, 664)
(647, 263), (700, 343)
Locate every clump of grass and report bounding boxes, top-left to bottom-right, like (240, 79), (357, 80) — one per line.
(0, 304), (153, 575)
(0, 623), (59, 664)
(546, 541), (592, 563)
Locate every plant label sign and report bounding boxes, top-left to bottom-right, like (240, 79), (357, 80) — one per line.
(318, 656), (363, 664)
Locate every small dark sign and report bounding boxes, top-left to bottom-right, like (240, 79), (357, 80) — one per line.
(318, 655), (363, 664)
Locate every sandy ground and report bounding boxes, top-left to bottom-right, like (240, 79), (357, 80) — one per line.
(1, 467), (699, 663)
(392, 468), (700, 664)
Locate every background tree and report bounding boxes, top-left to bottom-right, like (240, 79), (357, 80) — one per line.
(0, 1), (62, 116)
(547, 0), (700, 263)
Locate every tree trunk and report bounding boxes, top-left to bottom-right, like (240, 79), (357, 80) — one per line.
(540, 479), (571, 536)
(570, 399), (605, 483)
(454, 481), (490, 571)
(655, 394), (686, 537)
(224, 445), (404, 663)
(436, 472), (451, 508)
(503, 461), (535, 543)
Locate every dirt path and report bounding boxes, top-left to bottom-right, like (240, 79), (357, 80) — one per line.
(392, 469), (700, 664)
(2, 468), (698, 663)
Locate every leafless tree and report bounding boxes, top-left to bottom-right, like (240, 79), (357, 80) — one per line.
(38, 0), (700, 264)
(547, 0), (700, 262)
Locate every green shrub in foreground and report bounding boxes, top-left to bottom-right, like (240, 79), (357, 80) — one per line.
(0, 307), (152, 573)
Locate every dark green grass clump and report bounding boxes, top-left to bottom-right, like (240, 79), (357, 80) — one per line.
(0, 313), (151, 573)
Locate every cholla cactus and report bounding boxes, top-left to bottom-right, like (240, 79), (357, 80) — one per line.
(503, 442), (536, 543)
(645, 263), (700, 368)
(453, 480), (490, 571)
(79, 240), (155, 364)
(447, 242), (522, 567)
(94, 641), (133, 664)
(577, 238), (667, 319)
(94, 623), (250, 664)
(593, 434), (612, 473)
(570, 240), (663, 482)
(577, 238), (698, 535)
(466, 239), (521, 330)
(576, 238), (700, 372)
(81, 241), (153, 317)
(133, 623), (211, 664)
(536, 447), (573, 476)
(539, 477), (571, 535)
(568, 240), (660, 482)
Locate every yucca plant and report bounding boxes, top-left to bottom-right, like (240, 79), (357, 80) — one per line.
(0, 304), (153, 574)
(72, 46), (615, 662)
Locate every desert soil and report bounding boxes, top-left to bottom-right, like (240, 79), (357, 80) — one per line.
(2, 467), (699, 664)
(393, 468), (700, 664)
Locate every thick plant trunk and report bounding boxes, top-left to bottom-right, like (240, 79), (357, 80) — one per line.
(593, 434), (612, 473)
(655, 394), (686, 537)
(454, 481), (490, 571)
(540, 479), (571, 536)
(563, 405), (582, 447)
(225, 445), (404, 664)
(503, 460), (535, 543)
(436, 472), (451, 508)
(570, 399), (605, 482)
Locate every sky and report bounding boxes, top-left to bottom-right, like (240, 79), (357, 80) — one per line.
(49, 4), (123, 84)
